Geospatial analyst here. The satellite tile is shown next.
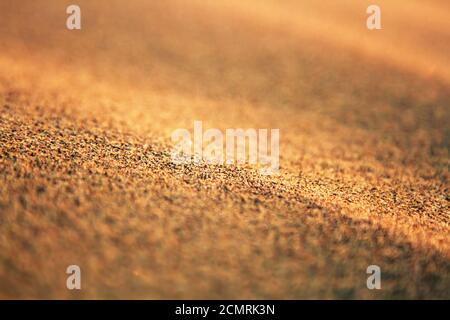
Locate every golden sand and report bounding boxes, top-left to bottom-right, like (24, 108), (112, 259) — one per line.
(0, 0), (448, 298)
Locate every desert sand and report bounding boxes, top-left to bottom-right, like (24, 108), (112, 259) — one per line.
(0, 0), (448, 298)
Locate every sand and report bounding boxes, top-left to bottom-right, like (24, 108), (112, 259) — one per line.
(0, 0), (449, 299)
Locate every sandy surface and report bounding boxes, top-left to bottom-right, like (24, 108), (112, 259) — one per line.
(0, 0), (449, 299)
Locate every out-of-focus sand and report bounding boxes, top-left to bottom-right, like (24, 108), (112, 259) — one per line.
(0, 0), (449, 298)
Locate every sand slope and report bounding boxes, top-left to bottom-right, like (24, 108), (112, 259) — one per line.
(0, 0), (449, 298)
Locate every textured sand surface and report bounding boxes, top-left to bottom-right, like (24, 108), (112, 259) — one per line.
(0, 0), (449, 298)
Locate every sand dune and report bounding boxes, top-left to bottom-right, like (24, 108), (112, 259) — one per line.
(0, 0), (448, 298)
